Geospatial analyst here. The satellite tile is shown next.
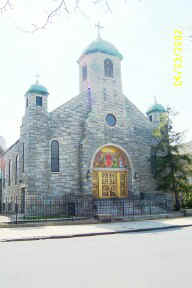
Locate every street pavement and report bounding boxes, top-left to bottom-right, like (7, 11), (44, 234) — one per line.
(0, 216), (192, 242)
(0, 227), (192, 288)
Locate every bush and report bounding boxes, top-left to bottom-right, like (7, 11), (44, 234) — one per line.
(182, 192), (192, 208)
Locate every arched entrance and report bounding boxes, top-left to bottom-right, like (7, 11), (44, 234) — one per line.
(92, 145), (129, 198)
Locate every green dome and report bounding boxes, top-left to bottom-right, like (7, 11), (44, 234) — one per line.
(27, 83), (49, 96)
(147, 104), (166, 115)
(82, 38), (123, 60)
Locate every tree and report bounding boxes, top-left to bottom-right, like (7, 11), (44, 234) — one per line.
(0, 0), (122, 32)
(151, 107), (192, 210)
(0, 1), (143, 32)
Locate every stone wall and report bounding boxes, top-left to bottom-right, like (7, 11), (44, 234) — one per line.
(48, 93), (89, 197)
(1, 140), (21, 203)
(2, 49), (171, 208)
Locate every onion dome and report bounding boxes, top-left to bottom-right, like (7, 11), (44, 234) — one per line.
(26, 81), (49, 96)
(146, 97), (167, 115)
(80, 38), (123, 60)
(146, 102), (166, 115)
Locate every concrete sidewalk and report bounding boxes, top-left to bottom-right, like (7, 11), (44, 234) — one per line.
(0, 216), (192, 242)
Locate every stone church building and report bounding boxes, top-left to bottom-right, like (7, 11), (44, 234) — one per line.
(2, 35), (168, 211)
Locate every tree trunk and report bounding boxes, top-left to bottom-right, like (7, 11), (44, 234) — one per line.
(172, 165), (180, 210)
(174, 190), (180, 210)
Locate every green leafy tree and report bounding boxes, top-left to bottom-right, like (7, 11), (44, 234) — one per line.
(151, 107), (192, 210)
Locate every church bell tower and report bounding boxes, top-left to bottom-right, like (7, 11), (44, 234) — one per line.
(20, 79), (49, 198)
(78, 26), (130, 196)
(24, 79), (49, 116)
(77, 24), (124, 115)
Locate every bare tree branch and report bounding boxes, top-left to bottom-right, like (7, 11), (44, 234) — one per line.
(75, 0), (80, 10)
(105, 1), (112, 13)
(0, 0), (12, 14)
(31, 0), (70, 32)
(0, 0), (129, 32)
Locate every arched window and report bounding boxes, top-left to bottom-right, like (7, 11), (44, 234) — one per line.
(36, 96), (42, 106)
(82, 64), (87, 81)
(51, 140), (59, 172)
(104, 59), (113, 78)
(15, 155), (19, 185)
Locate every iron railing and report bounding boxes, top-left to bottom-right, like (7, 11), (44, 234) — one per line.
(1, 195), (172, 224)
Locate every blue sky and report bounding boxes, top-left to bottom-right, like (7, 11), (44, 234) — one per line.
(0, 0), (192, 147)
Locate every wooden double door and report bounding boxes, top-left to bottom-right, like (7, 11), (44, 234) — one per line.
(92, 170), (128, 198)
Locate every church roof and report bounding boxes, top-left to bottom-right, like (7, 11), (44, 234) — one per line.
(146, 103), (166, 115)
(26, 82), (49, 96)
(81, 38), (123, 60)
(0, 136), (6, 151)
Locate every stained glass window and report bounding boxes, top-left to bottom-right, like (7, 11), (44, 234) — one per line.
(51, 140), (59, 172)
(104, 59), (113, 78)
(106, 114), (116, 127)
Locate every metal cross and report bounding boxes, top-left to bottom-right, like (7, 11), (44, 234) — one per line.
(95, 21), (104, 39)
(35, 74), (40, 84)
(154, 96), (158, 104)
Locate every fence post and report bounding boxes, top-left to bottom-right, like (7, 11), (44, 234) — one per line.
(165, 199), (168, 213)
(150, 200), (152, 216)
(15, 196), (18, 224)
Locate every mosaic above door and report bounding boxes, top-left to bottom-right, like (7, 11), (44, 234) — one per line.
(92, 146), (128, 198)
(93, 146), (128, 169)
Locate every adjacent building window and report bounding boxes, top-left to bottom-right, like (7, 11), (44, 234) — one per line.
(36, 96), (42, 106)
(3, 170), (5, 187)
(21, 143), (24, 173)
(51, 140), (59, 172)
(82, 65), (87, 81)
(104, 59), (113, 78)
(15, 155), (19, 185)
(8, 160), (11, 186)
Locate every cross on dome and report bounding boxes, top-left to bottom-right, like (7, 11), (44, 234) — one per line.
(95, 21), (104, 39)
(35, 73), (40, 84)
(154, 96), (158, 105)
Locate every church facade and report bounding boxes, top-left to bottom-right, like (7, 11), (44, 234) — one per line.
(2, 36), (169, 211)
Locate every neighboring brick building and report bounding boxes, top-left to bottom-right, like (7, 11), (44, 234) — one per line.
(0, 137), (6, 210)
(2, 35), (169, 212)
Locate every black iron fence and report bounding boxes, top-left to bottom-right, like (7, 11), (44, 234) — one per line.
(1, 195), (172, 223)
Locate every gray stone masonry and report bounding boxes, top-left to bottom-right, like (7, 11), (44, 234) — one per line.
(2, 38), (171, 209)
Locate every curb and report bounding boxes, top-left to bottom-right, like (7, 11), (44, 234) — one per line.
(1, 223), (192, 243)
(0, 212), (184, 228)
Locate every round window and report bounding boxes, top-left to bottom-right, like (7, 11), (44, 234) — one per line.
(105, 114), (117, 127)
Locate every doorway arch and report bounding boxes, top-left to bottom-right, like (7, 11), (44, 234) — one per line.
(91, 145), (131, 198)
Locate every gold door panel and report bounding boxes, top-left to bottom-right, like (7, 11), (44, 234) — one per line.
(102, 171), (117, 198)
(119, 172), (128, 197)
(92, 170), (128, 198)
